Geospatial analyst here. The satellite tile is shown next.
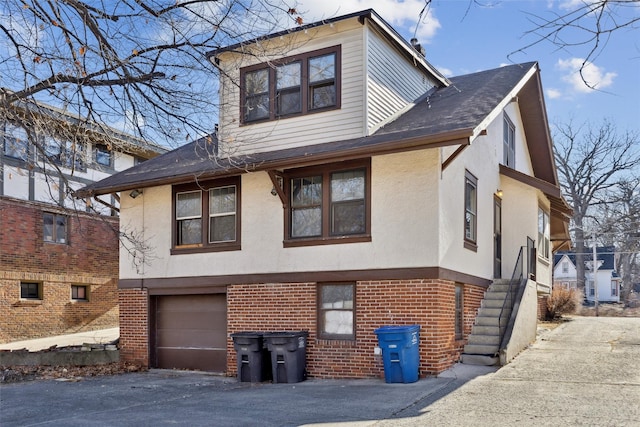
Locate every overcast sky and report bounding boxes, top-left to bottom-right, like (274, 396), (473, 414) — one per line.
(300, 0), (640, 132)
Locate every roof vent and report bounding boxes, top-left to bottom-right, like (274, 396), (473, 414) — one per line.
(410, 38), (425, 57)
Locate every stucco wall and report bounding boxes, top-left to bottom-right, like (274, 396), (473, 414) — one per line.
(119, 149), (442, 280)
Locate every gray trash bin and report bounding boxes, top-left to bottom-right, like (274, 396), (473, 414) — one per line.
(264, 331), (308, 383)
(231, 332), (270, 382)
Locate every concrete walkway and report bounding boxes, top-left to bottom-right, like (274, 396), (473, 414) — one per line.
(0, 328), (119, 351)
(380, 316), (640, 426)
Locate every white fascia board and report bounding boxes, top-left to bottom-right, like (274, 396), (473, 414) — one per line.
(469, 63), (538, 143)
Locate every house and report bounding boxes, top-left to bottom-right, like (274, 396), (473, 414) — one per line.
(553, 246), (620, 303)
(0, 100), (165, 343)
(77, 9), (571, 377)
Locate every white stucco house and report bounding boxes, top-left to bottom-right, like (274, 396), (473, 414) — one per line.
(78, 9), (572, 378)
(553, 247), (620, 303)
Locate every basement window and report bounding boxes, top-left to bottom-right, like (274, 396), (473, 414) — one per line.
(20, 282), (42, 300)
(71, 285), (89, 301)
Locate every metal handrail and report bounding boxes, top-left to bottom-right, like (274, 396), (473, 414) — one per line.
(498, 246), (525, 343)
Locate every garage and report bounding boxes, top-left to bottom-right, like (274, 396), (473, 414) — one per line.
(152, 294), (227, 372)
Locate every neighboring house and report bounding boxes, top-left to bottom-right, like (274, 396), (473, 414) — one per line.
(0, 101), (165, 343)
(78, 9), (571, 378)
(553, 246), (620, 303)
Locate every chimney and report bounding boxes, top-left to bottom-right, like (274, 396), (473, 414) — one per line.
(410, 38), (425, 57)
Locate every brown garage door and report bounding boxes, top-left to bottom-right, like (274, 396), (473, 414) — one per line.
(154, 294), (227, 372)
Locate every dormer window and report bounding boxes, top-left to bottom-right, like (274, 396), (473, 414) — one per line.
(241, 45), (341, 124)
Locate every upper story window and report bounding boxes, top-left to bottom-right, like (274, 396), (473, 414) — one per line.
(172, 177), (241, 254)
(464, 170), (478, 251)
(241, 45), (341, 124)
(562, 261), (569, 273)
(3, 122), (30, 160)
(44, 136), (86, 171)
(284, 160), (370, 247)
(538, 207), (550, 261)
(95, 144), (113, 167)
(503, 114), (515, 168)
(43, 212), (68, 244)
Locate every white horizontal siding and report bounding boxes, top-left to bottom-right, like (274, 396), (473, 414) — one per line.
(366, 26), (437, 132)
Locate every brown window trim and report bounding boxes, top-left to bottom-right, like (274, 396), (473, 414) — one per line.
(283, 159), (371, 246)
(464, 170), (478, 251)
(317, 282), (356, 340)
(171, 176), (241, 255)
(239, 45), (342, 125)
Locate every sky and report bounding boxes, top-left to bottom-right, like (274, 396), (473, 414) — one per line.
(299, 0), (640, 133)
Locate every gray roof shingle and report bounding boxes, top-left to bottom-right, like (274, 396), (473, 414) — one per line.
(77, 62), (536, 197)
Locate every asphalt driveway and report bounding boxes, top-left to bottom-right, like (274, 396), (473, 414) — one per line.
(1, 316), (639, 426)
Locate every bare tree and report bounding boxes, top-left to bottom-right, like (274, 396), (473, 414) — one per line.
(593, 178), (640, 301)
(553, 119), (640, 293)
(0, 0), (302, 150)
(513, 0), (640, 88)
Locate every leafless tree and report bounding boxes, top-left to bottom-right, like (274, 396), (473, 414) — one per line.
(513, 0), (640, 88)
(1, 0), (301, 148)
(593, 178), (640, 301)
(553, 119), (640, 294)
(0, 0), (302, 270)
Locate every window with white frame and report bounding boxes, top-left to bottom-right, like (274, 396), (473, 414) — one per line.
(538, 207), (550, 260)
(611, 281), (619, 297)
(562, 261), (569, 273)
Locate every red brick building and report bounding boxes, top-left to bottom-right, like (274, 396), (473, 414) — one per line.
(0, 197), (119, 342)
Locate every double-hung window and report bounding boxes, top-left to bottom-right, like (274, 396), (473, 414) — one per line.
(464, 170), (478, 250)
(503, 114), (515, 167)
(44, 212), (68, 244)
(241, 46), (341, 123)
(285, 160), (370, 246)
(318, 283), (355, 340)
(173, 177), (241, 253)
(538, 207), (550, 260)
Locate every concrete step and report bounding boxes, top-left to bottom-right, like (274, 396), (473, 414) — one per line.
(467, 334), (500, 345)
(482, 298), (507, 309)
(477, 307), (503, 317)
(471, 324), (501, 335)
(488, 283), (511, 293)
(475, 315), (509, 327)
(463, 344), (499, 355)
(484, 291), (508, 300)
(461, 354), (499, 366)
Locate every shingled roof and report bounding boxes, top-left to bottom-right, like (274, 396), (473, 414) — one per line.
(554, 246), (617, 271)
(77, 62), (538, 198)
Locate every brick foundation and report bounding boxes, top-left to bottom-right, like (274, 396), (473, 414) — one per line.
(117, 279), (485, 378)
(225, 279), (485, 378)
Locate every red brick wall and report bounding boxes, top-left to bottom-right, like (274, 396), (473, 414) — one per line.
(226, 280), (486, 378)
(118, 289), (149, 366)
(537, 295), (550, 320)
(0, 198), (119, 342)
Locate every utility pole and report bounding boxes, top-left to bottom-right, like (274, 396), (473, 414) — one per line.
(592, 234), (599, 317)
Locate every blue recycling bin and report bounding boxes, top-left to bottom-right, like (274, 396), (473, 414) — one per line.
(374, 325), (420, 383)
